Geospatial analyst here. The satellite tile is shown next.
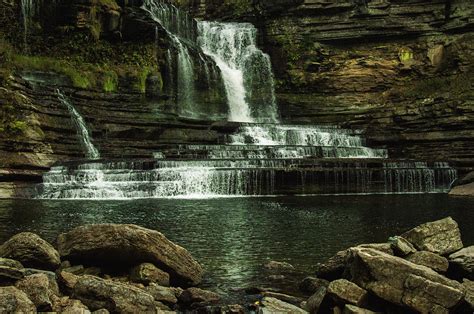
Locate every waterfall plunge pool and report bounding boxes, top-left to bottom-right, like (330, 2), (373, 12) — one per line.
(0, 194), (473, 302)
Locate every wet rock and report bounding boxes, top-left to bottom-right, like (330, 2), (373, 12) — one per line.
(0, 232), (60, 270)
(179, 287), (220, 304)
(388, 236), (417, 257)
(299, 276), (329, 295)
(57, 224), (203, 285)
(343, 304), (378, 314)
(316, 249), (350, 281)
(259, 297), (307, 313)
(305, 286), (327, 313)
(401, 217), (463, 255)
(130, 262), (170, 286)
(52, 296), (90, 314)
(449, 246), (474, 280)
(349, 247), (464, 312)
(72, 275), (158, 312)
(263, 260), (295, 272)
(145, 283), (177, 304)
(406, 251), (449, 273)
(0, 286), (36, 312)
(327, 279), (367, 306)
(15, 273), (59, 311)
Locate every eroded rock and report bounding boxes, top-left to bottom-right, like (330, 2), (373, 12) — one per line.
(327, 279), (367, 306)
(179, 287), (220, 304)
(0, 232), (60, 270)
(130, 262), (170, 286)
(349, 247), (464, 312)
(15, 273), (59, 311)
(316, 249), (350, 281)
(406, 251), (449, 273)
(57, 224), (203, 285)
(263, 260), (295, 272)
(299, 276), (329, 295)
(389, 236), (417, 257)
(449, 246), (474, 280)
(305, 286), (327, 314)
(401, 217), (463, 255)
(145, 283), (178, 304)
(72, 275), (158, 312)
(0, 286), (36, 313)
(259, 297), (307, 313)
(51, 296), (90, 314)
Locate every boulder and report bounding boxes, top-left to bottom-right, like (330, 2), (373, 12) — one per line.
(263, 260), (295, 272)
(0, 286), (36, 313)
(401, 217), (463, 255)
(449, 246), (474, 280)
(349, 248), (464, 312)
(357, 243), (393, 255)
(406, 251), (449, 273)
(178, 287), (220, 304)
(259, 297), (307, 313)
(0, 260), (25, 284)
(15, 273), (59, 311)
(145, 284), (178, 304)
(316, 249), (350, 281)
(0, 232), (60, 270)
(130, 263), (170, 286)
(72, 275), (158, 312)
(58, 270), (80, 294)
(299, 276), (329, 295)
(305, 286), (327, 313)
(51, 296), (90, 314)
(57, 224), (203, 285)
(388, 236), (417, 257)
(327, 279), (367, 306)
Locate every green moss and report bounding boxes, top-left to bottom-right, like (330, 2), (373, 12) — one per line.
(102, 70), (118, 92)
(13, 55), (96, 88)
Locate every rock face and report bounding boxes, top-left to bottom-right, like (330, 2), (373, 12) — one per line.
(401, 217), (464, 255)
(72, 275), (158, 312)
(0, 232), (61, 270)
(349, 247), (464, 312)
(57, 224), (203, 285)
(0, 286), (36, 313)
(449, 246), (474, 280)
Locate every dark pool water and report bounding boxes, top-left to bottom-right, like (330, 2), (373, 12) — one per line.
(0, 195), (473, 299)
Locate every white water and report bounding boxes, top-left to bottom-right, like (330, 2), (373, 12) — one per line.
(57, 90), (100, 160)
(198, 21), (279, 123)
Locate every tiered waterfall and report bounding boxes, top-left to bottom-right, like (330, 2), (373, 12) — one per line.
(35, 0), (457, 199)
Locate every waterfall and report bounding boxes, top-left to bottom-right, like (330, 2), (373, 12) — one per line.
(198, 22), (279, 123)
(142, 0), (198, 117)
(21, 0), (34, 50)
(57, 90), (100, 160)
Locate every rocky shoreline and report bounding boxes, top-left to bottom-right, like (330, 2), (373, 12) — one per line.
(0, 217), (473, 313)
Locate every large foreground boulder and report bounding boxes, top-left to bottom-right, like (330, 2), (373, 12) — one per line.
(349, 248), (464, 312)
(72, 275), (160, 312)
(0, 232), (60, 270)
(401, 217), (463, 255)
(0, 286), (36, 312)
(57, 224), (203, 285)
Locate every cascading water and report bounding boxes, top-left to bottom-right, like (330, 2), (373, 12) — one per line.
(198, 22), (279, 123)
(35, 1), (458, 199)
(57, 90), (100, 160)
(21, 0), (34, 50)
